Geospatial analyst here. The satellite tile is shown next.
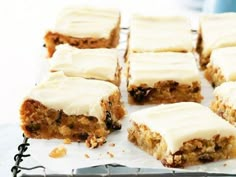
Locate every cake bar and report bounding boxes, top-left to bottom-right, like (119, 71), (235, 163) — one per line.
(127, 15), (192, 57)
(128, 102), (236, 167)
(197, 13), (236, 68)
(50, 44), (121, 86)
(44, 6), (120, 57)
(127, 52), (202, 104)
(211, 82), (236, 125)
(205, 47), (236, 87)
(20, 72), (125, 148)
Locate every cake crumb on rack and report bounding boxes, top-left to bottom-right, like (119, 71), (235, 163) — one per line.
(109, 143), (115, 147)
(63, 138), (71, 144)
(107, 151), (114, 158)
(49, 145), (67, 158)
(84, 153), (90, 158)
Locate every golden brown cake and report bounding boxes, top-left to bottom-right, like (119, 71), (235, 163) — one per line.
(205, 47), (236, 87)
(126, 15), (193, 59)
(127, 52), (202, 105)
(128, 102), (236, 168)
(44, 6), (121, 57)
(20, 72), (125, 148)
(50, 44), (121, 86)
(197, 13), (236, 68)
(211, 82), (236, 125)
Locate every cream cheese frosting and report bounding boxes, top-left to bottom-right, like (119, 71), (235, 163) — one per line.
(200, 13), (236, 58)
(128, 15), (193, 53)
(128, 52), (200, 87)
(26, 72), (118, 119)
(214, 82), (236, 109)
(209, 47), (236, 81)
(50, 44), (118, 81)
(54, 6), (120, 38)
(130, 102), (236, 154)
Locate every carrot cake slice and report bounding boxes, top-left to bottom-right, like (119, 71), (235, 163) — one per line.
(197, 13), (236, 68)
(128, 102), (236, 168)
(50, 44), (121, 86)
(127, 52), (202, 104)
(20, 72), (125, 148)
(127, 15), (192, 58)
(211, 82), (236, 125)
(205, 47), (236, 87)
(44, 6), (120, 57)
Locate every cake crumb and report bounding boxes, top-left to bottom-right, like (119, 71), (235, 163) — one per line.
(49, 146), (67, 158)
(224, 163), (227, 166)
(84, 154), (90, 158)
(107, 151), (114, 158)
(109, 143), (115, 147)
(85, 135), (106, 148)
(122, 149), (125, 152)
(63, 138), (71, 144)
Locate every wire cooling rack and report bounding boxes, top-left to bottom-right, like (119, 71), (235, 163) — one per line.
(11, 134), (236, 177)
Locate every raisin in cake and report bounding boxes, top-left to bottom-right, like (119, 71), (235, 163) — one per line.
(128, 102), (236, 167)
(197, 13), (236, 68)
(211, 82), (236, 125)
(20, 72), (125, 148)
(205, 47), (236, 87)
(127, 52), (202, 104)
(44, 6), (120, 57)
(50, 44), (121, 86)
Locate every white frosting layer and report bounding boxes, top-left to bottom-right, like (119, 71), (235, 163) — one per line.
(54, 6), (120, 38)
(130, 102), (236, 154)
(129, 15), (193, 53)
(26, 72), (118, 118)
(200, 13), (236, 58)
(50, 44), (118, 81)
(209, 47), (236, 81)
(214, 82), (236, 109)
(128, 52), (200, 87)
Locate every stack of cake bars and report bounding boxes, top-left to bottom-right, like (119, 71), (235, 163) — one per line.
(20, 6), (125, 148)
(19, 6), (236, 169)
(126, 15), (203, 104)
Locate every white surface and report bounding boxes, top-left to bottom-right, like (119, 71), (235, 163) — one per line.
(0, 0), (204, 176)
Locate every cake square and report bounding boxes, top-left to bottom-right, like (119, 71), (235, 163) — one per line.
(205, 47), (236, 87)
(127, 15), (193, 56)
(197, 13), (236, 68)
(127, 52), (202, 104)
(20, 72), (125, 148)
(128, 102), (236, 168)
(211, 82), (236, 125)
(50, 44), (121, 86)
(44, 6), (121, 57)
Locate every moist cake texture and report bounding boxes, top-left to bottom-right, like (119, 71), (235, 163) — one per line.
(44, 6), (120, 57)
(211, 82), (236, 125)
(205, 47), (236, 87)
(20, 72), (125, 148)
(197, 13), (236, 68)
(127, 52), (202, 104)
(50, 44), (121, 86)
(128, 102), (236, 167)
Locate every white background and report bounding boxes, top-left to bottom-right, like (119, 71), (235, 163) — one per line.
(0, 0), (205, 176)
